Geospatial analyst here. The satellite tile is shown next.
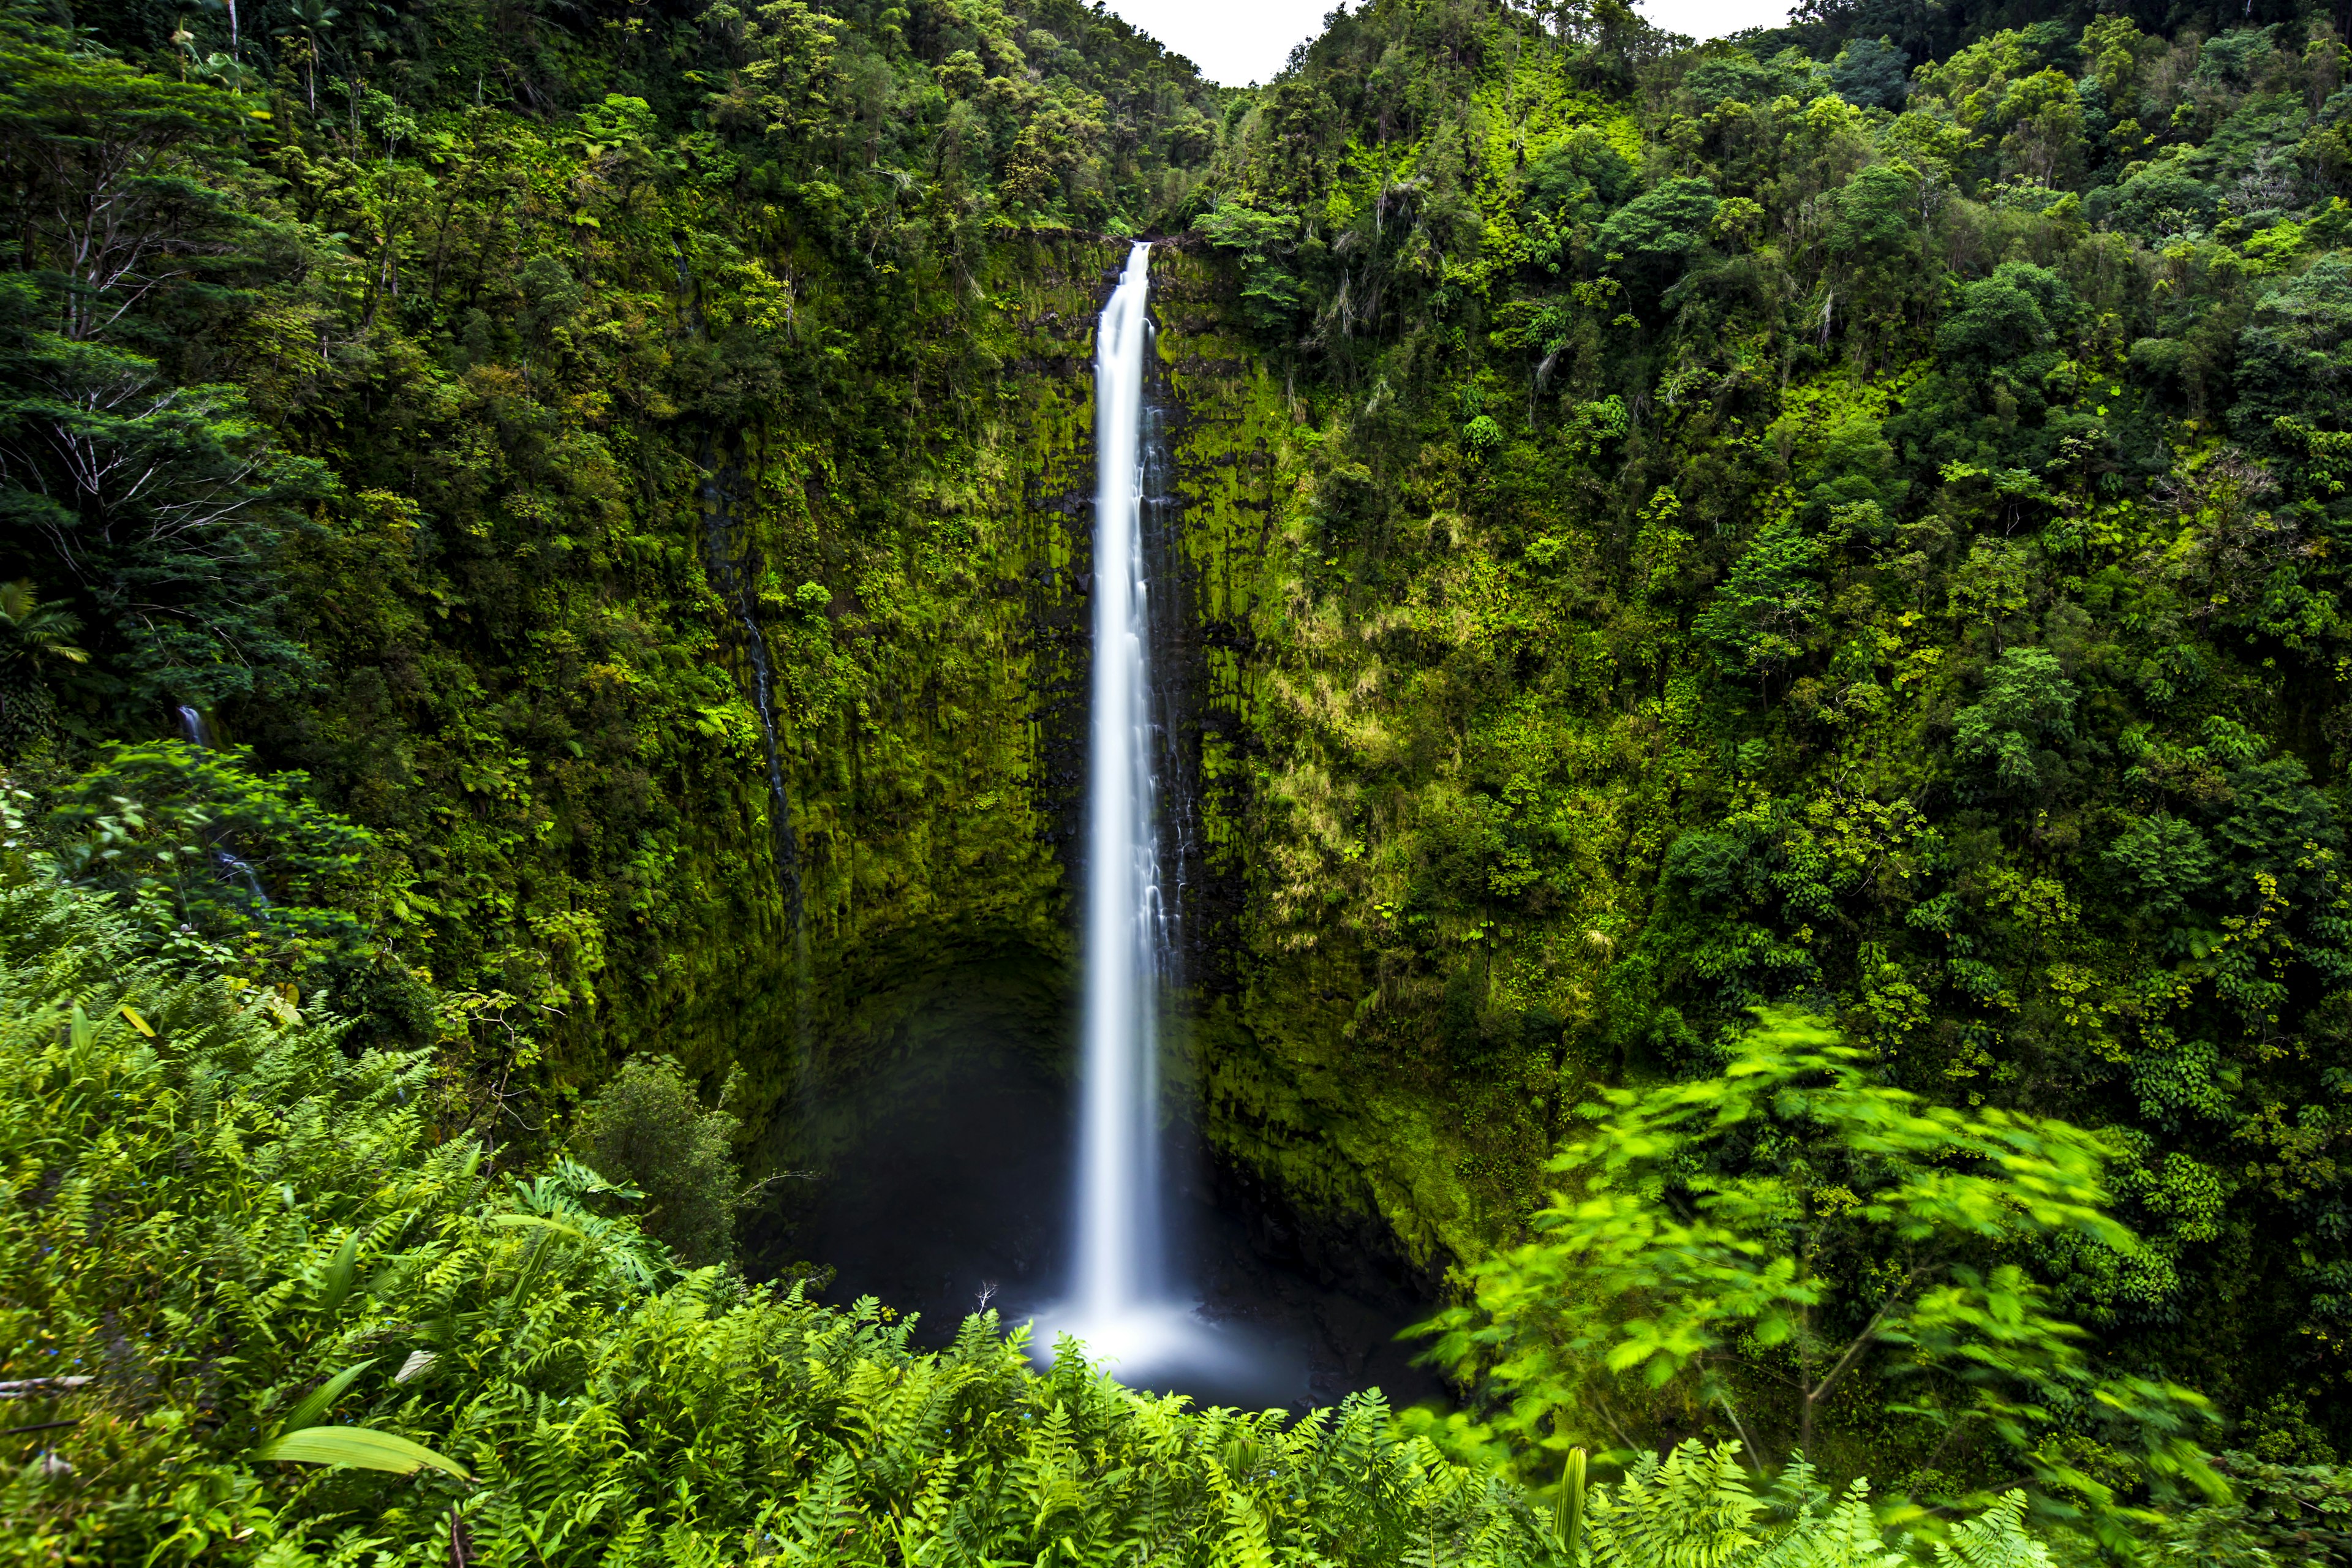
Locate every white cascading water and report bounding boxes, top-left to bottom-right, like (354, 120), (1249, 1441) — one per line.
(1042, 239), (1252, 1378)
(1072, 241), (1167, 1338)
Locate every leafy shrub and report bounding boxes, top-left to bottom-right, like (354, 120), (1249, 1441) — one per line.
(16, 740), (436, 1046)
(1596, 177), (1721, 284)
(36, 740), (377, 949)
(0, 579), (85, 755)
(1197, 200), (1306, 338)
(1422, 1009), (2218, 1537)
(2155, 1451), (2352, 1564)
(1951, 648), (2078, 793)
(2103, 814), (2218, 921)
(1694, 519), (1826, 685)
(571, 1054), (742, 1267)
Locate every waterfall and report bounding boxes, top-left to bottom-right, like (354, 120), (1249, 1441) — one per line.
(1044, 244), (1263, 1390)
(168, 705), (270, 910)
(696, 448), (803, 927)
(1068, 241), (1175, 1344)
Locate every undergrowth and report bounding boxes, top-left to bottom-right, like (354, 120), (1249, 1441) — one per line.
(0, 875), (2069, 1564)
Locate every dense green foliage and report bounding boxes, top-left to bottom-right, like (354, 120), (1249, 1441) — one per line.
(570, 1052), (744, 1265)
(1423, 1009), (2217, 1536)
(20, 0), (2352, 1544)
(0, 0), (1221, 1110)
(1175, 0), (2352, 1483)
(0, 877), (2079, 1564)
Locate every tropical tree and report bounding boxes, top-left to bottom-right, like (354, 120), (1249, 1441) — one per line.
(1693, 518), (1826, 693)
(0, 276), (322, 712)
(0, 14), (245, 343)
(1596, 175), (1719, 292)
(272, 0), (341, 114)
(1951, 647), (2079, 794)
(0, 23), (322, 715)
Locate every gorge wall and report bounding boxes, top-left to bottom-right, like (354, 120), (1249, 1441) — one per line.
(687, 233), (1472, 1295)
(27, 0), (2352, 1458)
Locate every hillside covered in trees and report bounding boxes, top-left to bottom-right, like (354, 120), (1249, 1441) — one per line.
(1189, 0), (2352, 1485)
(12, 0), (2352, 1556)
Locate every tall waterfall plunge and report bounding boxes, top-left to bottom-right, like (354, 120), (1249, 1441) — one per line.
(1065, 241), (1180, 1359)
(1044, 239), (1257, 1378)
(1076, 242), (1164, 1320)
(1013, 244), (1387, 1400)
(790, 243), (1438, 1408)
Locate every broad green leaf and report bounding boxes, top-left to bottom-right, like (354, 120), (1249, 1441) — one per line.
(318, 1230), (361, 1315)
(257, 1424), (467, 1479)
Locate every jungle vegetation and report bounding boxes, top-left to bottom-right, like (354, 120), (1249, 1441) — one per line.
(0, 876), (2111, 1564)
(1182, 0), (2352, 1505)
(11, 0), (2352, 1555)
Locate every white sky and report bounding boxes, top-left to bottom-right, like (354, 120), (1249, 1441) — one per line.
(1098, 0), (1794, 88)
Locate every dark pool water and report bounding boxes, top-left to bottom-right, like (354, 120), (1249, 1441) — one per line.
(752, 1029), (1446, 1414)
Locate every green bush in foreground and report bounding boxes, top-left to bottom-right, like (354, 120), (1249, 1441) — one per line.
(1424, 1010), (2218, 1538)
(1, 877), (2060, 1564)
(570, 1054), (744, 1269)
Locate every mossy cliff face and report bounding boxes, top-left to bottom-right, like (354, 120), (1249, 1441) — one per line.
(235, 186), (1521, 1281)
(1148, 249), (1555, 1289)
(663, 235), (1512, 1291)
(661, 235), (1124, 1166)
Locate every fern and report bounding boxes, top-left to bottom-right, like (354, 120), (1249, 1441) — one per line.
(1932, 1494), (2056, 1568)
(0, 881), (2079, 1567)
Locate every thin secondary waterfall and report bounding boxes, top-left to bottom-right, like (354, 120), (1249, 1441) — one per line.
(1072, 241), (1168, 1333)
